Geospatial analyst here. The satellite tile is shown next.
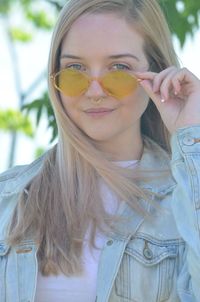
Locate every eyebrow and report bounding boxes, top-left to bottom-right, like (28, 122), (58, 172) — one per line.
(60, 53), (140, 61)
(108, 54), (140, 61)
(60, 54), (82, 60)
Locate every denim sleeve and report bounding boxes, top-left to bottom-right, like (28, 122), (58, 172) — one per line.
(170, 125), (200, 301)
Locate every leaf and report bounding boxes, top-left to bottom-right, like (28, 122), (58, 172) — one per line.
(0, 0), (13, 14)
(25, 9), (55, 30)
(36, 106), (43, 126)
(34, 146), (46, 158)
(159, 0), (200, 48)
(9, 27), (33, 42)
(22, 92), (58, 143)
(0, 108), (34, 137)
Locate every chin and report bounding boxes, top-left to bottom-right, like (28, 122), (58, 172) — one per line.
(85, 130), (114, 142)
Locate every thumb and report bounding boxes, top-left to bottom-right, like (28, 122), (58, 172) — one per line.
(138, 79), (165, 107)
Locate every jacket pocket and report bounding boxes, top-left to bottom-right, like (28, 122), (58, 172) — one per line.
(115, 234), (179, 302)
(0, 239), (37, 302)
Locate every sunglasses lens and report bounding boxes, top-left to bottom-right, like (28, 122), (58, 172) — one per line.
(55, 69), (88, 97)
(53, 69), (138, 99)
(102, 70), (138, 99)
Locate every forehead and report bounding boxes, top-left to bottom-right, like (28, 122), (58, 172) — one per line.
(61, 13), (145, 59)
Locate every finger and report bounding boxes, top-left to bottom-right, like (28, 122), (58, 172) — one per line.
(171, 76), (181, 95)
(152, 66), (177, 93)
(159, 69), (179, 100)
(139, 79), (164, 107)
(135, 71), (163, 104)
(170, 67), (198, 96)
(172, 67), (200, 85)
(134, 71), (157, 81)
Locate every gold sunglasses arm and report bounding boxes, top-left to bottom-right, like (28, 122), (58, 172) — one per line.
(50, 71), (63, 93)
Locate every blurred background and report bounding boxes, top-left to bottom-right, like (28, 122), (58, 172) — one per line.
(0, 0), (200, 173)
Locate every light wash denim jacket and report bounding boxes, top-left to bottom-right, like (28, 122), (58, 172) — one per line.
(1, 126), (200, 302)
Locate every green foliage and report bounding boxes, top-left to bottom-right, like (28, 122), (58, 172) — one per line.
(25, 9), (55, 30)
(22, 92), (58, 143)
(160, 0), (200, 46)
(0, 0), (57, 43)
(9, 27), (33, 42)
(0, 0), (13, 14)
(34, 146), (46, 158)
(0, 108), (34, 137)
(1, 0), (200, 47)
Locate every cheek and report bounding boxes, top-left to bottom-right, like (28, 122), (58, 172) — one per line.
(138, 88), (149, 112)
(125, 87), (149, 116)
(60, 95), (77, 117)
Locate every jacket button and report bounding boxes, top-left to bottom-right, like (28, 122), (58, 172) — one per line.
(0, 243), (6, 253)
(143, 247), (153, 260)
(106, 240), (113, 246)
(182, 136), (195, 146)
(0, 245), (5, 253)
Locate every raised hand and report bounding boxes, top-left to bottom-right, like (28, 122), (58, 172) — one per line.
(136, 67), (200, 134)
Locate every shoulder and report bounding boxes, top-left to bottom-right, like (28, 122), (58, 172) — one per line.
(0, 153), (47, 196)
(0, 151), (52, 238)
(0, 165), (27, 192)
(0, 144), (58, 196)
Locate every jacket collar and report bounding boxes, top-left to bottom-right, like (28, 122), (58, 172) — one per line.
(139, 136), (175, 195)
(1, 153), (46, 196)
(109, 136), (176, 240)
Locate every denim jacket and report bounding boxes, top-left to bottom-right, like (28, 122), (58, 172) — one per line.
(0, 126), (200, 302)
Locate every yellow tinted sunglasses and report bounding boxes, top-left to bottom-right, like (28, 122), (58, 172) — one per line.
(50, 68), (139, 99)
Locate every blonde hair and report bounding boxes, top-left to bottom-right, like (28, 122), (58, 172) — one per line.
(8, 0), (179, 276)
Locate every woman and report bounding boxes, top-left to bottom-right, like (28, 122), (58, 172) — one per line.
(0, 0), (200, 301)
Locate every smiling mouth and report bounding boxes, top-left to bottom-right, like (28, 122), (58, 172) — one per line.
(84, 108), (115, 117)
(85, 108), (114, 113)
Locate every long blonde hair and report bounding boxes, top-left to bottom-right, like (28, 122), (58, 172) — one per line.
(8, 0), (179, 276)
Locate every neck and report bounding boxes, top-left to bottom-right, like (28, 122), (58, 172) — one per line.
(95, 131), (144, 161)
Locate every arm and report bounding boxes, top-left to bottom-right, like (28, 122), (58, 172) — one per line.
(171, 126), (200, 300)
(136, 66), (200, 300)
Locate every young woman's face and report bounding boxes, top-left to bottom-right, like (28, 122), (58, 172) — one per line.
(60, 13), (149, 157)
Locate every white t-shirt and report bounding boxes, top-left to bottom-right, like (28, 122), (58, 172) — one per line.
(35, 160), (138, 302)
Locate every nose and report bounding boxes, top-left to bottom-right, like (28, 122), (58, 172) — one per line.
(85, 78), (107, 99)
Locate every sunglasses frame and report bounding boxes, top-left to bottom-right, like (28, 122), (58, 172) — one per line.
(50, 68), (140, 99)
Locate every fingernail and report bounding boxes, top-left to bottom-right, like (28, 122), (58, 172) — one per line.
(161, 98), (166, 103)
(137, 78), (143, 83)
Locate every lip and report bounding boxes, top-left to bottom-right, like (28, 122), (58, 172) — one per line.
(85, 107), (114, 113)
(84, 107), (115, 117)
